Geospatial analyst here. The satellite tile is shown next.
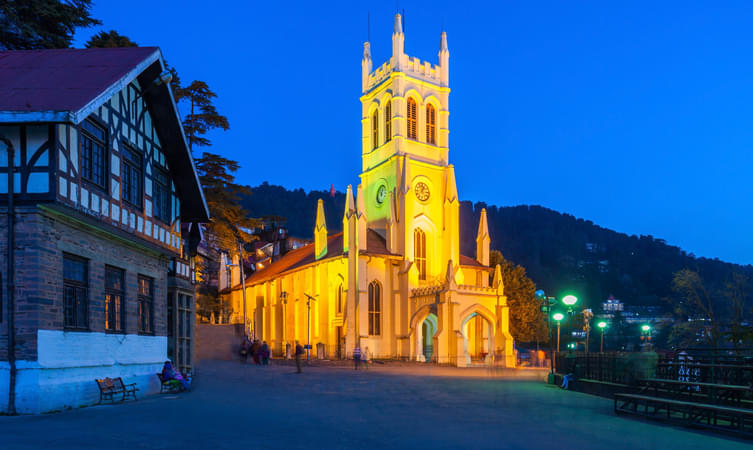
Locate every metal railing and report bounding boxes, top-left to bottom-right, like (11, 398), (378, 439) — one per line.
(555, 349), (753, 386)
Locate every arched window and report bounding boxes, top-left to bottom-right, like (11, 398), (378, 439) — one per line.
(336, 283), (344, 314)
(414, 228), (426, 280)
(426, 104), (436, 144)
(368, 281), (381, 335)
(371, 110), (379, 149)
(384, 100), (392, 142)
(407, 98), (417, 139)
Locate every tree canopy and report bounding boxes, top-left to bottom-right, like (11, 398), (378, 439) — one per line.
(0, 0), (100, 50)
(84, 29), (137, 48)
(490, 250), (548, 344)
(196, 152), (257, 253)
(175, 81), (230, 152)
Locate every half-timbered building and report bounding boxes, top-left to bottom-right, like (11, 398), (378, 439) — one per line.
(0, 47), (208, 413)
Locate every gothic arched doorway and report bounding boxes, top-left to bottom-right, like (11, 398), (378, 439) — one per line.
(417, 313), (438, 362)
(461, 312), (493, 364)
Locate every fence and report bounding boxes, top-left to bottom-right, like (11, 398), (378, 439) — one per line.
(554, 352), (657, 384)
(555, 348), (753, 386)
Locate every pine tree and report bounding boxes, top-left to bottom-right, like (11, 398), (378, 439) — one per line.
(195, 152), (258, 252)
(0, 0), (100, 50)
(175, 81), (230, 152)
(84, 30), (137, 48)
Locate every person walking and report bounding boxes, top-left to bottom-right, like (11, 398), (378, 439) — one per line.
(251, 340), (261, 365)
(260, 341), (270, 365)
(353, 345), (362, 370)
(295, 341), (304, 373)
(239, 336), (250, 364)
(363, 346), (370, 371)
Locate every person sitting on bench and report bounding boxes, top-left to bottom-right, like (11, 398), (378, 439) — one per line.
(161, 361), (190, 391)
(561, 373), (575, 390)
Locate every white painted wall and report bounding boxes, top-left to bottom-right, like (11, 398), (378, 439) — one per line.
(0, 330), (167, 414)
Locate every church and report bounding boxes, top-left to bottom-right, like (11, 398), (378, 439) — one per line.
(225, 14), (514, 367)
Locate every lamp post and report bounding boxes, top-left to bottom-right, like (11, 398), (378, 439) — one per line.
(536, 290), (557, 380)
(280, 291), (289, 358)
(553, 313), (564, 352)
(597, 321), (607, 353)
(225, 246), (248, 334)
(640, 324), (651, 350)
(304, 293), (318, 362)
(561, 295), (578, 349)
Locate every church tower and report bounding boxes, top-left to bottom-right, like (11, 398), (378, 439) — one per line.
(359, 14), (459, 284)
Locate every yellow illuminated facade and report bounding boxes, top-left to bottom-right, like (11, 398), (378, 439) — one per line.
(224, 14), (514, 366)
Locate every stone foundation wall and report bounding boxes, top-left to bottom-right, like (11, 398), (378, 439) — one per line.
(0, 206), (173, 413)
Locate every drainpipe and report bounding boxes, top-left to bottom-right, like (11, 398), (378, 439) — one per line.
(5, 138), (16, 414)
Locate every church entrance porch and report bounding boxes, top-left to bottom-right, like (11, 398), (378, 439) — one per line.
(416, 313), (438, 362)
(461, 312), (494, 366)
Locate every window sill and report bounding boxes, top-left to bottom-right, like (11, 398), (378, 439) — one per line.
(138, 332), (155, 336)
(105, 330), (126, 335)
(64, 327), (91, 333)
(81, 178), (108, 196)
(122, 200), (144, 213)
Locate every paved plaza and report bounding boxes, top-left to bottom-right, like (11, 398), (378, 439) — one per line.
(0, 360), (748, 449)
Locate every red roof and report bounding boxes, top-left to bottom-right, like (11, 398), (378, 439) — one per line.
(459, 254), (485, 267)
(231, 227), (486, 289)
(0, 47), (160, 113)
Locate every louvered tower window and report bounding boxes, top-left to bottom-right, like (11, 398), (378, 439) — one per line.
(407, 98), (417, 139)
(426, 104), (436, 144)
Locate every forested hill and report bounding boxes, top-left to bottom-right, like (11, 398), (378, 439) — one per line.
(241, 182), (752, 311)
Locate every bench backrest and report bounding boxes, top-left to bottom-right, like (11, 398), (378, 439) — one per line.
(111, 377), (125, 390)
(96, 378), (115, 391)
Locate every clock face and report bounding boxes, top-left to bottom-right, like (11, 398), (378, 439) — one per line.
(376, 185), (387, 205)
(414, 182), (430, 202)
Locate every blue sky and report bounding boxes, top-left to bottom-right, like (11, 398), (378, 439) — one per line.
(75, 1), (753, 265)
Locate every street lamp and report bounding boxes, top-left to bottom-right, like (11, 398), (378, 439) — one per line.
(537, 290), (556, 381)
(560, 295), (578, 350)
(280, 291), (289, 358)
(303, 293), (318, 362)
(597, 321), (607, 353)
(552, 312), (564, 352)
(562, 295), (578, 308)
(640, 324), (652, 349)
(225, 246), (247, 334)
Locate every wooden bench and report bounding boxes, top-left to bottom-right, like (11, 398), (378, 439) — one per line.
(638, 378), (753, 408)
(112, 377), (139, 401)
(615, 393), (753, 437)
(95, 377), (139, 403)
(156, 373), (181, 393)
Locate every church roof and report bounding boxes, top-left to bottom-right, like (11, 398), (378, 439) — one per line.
(230, 229), (485, 290)
(459, 254), (485, 268)
(236, 228), (398, 289)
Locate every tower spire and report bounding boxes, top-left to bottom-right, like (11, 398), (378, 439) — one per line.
(439, 30), (449, 86)
(314, 199), (328, 260)
(343, 185), (355, 253)
(476, 208), (490, 266)
(362, 41), (372, 93)
(392, 13), (404, 71)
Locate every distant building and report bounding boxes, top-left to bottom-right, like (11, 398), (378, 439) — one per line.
(602, 296), (624, 313)
(623, 305), (668, 324)
(0, 48), (208, 413)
